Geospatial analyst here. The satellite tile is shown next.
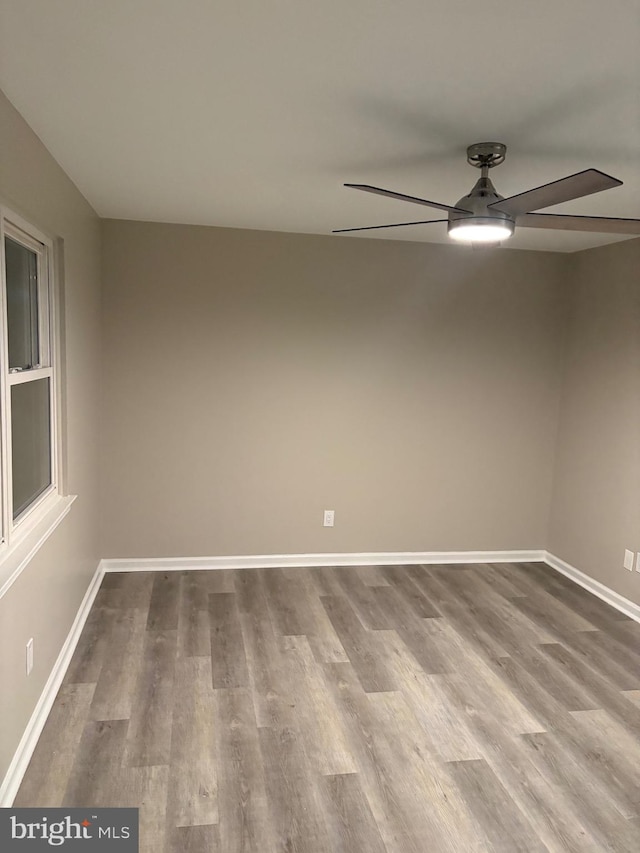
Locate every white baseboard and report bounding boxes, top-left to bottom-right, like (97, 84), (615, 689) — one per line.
(544, 551), (640, 624)
(0, 561), (105, 807)
(102, 550), (640, 623)
(100, 549), (545, 573)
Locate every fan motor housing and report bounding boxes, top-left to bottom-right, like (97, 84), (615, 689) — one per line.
(447, 174), (515, 233)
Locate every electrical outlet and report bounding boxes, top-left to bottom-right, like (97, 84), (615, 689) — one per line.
(624, 549), (634, 571)
(323, 509), (335, 527)
(636, 552), (640, 573)
(26, 638), (34, 676)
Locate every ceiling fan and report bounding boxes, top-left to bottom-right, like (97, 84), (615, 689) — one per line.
(334, 142), (640, 244)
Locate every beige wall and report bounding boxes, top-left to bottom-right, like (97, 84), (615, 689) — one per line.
(101, 220), (568, 558)
(0, 92), (102, 782)
(549, 238), (640, 605)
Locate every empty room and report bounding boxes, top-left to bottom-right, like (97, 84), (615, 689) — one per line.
(0, 1), (639, 851)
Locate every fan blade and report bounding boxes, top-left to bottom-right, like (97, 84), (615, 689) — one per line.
(345, 183), (472, 214)
(488, 169), (622, 216)
(333, 219), (447, 233)
(517, 212), (640, 234)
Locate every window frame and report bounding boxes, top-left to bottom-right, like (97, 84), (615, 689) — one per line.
(0, 206), (61, 551)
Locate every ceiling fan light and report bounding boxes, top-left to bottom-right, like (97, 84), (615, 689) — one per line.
(448, 218), (514, 243)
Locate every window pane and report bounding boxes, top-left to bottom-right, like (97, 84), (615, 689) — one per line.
(11, 378), (51, 518)
(5, 236), (40, 370)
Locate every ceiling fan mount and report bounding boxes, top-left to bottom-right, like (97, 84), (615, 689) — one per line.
(466, 141), (507, 170)
(334, 142), (640, 243)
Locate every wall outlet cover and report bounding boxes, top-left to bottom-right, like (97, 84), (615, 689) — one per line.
(624, 549), (634, 571)
(26, 638), (34, 676)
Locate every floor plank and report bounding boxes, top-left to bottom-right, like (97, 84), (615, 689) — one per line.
(280, 635), (357, 776)
(214, 687), (274, 853)
(259, 725), (332, 853)
(520, 731), (640, 852)
(447, 758), (546, 852)
(13, 683), (96, 807)
(89, 607), (148, 721)
(209, 592), (248, 688)
(164, 824), (220, 853)
(319, 773), (387, 853)
(125, 629), (177, 767)
(178, 572), (214, 658)
(63, 719), (129, 806)
(146, 572), (180, 631)
(118, 765), (170, 853)
(167, 657), (218, 828)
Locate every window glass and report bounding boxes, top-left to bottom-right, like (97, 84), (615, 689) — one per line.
(5, 236), (40, 370)
(11, 377), (51, 518)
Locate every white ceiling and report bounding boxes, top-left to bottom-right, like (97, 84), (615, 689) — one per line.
(1, 0), (639, 252)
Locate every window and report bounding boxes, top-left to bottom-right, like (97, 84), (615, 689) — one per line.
(0, 208), (60, 547)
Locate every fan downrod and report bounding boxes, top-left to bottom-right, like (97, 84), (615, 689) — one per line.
(467, 142), (507, 170)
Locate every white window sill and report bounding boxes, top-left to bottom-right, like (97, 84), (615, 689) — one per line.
(0, 494), (77, 600)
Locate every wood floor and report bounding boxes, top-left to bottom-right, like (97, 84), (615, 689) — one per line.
(15, 562), (640, 852)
